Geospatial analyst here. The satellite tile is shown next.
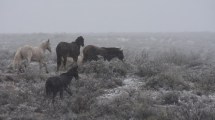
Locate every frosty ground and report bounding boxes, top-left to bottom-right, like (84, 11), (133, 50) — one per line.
(1, 33), (215, 120)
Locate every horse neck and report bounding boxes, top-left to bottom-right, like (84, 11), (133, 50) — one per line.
(72, 42), (81, 49)
(66, 76), (73, 84)
(39, 43), (47, 52)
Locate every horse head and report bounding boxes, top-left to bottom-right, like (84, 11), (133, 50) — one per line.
(103, 47), (124, 61)
(75, 36), (84, 47)
(118, 49), (124, 61)
(67, 65), (79, 80)
(114, 48), (124, 61)
(45, 39), (52, 53)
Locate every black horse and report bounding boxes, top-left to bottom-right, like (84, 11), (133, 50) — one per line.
(56, 36), (84, 71)
(45, 65), (79, 103)
(83, 45), (124, 62)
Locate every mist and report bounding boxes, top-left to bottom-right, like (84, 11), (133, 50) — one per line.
(1, 0), (215, 33)
(1, 1), (215, 118)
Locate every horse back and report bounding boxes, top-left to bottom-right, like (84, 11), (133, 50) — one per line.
(56, 42), (80, 57)
(17, 45), (33, 59)
(46, 76), (62, 89)
(83, 45), (104, 55)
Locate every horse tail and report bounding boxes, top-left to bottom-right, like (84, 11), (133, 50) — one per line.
(12, 48), (22, 69)
(56, 45), (62, 71)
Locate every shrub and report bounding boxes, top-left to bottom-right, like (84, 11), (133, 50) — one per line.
(136, 61), (165, 77)
(161, 91), (179, 105)
(145, 68), (190, 90)
(172, 102), (215, 120)
(79, 59), (130, 78)
(194, 66), (215, 94)
(155, 49), (203, 66)
(20, 66), (41, 81)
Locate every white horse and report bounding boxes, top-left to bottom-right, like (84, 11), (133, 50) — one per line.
(12, 39), (51, 73)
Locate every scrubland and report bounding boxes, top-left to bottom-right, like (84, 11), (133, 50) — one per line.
(0, 32), (215, 120)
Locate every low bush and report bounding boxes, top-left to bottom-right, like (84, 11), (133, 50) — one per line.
(79, 59), (131, 78)
(194, 66), (215, 94)
(172, 102), (215, 120)
(161, 91), (179, 105)
(145, 68), (190, 91)
(156, 49), (204, 67)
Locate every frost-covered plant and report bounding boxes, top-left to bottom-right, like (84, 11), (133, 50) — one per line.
(145, 67), (190, 90)
(79, 59), (130, 78)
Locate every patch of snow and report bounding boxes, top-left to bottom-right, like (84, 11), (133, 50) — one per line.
(97, 77), (144, 105)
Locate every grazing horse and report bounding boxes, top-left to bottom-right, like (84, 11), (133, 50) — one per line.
(82, 45), (124, 62)
(56, 36), (84, 71)
(45, 65), (79, 103)
(12, 39), (51, 73)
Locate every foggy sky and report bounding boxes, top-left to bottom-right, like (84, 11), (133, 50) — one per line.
(1, 0), (215, 33)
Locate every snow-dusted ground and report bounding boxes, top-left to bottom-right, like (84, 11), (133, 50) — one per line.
(1, 33), (215, 119)
(97, 77), (144, 104)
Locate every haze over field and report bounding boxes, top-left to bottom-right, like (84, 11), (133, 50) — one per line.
(1, 0), (215, 33)
(1, 1), (215, 119)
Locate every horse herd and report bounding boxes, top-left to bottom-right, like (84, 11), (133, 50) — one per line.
(10, 36), (124, 103)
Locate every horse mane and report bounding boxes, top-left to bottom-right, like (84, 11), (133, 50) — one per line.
(40, 40), (48, 48)
(102, 47), (120, 50)
(75, 36), (83, 42)
(101, 47), (121, 52)
(40, 41), (46, 46)
(74, 36), (84, 46)
(39, 39), (51, 52)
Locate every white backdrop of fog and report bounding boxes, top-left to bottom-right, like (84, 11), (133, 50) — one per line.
(0, 0), (215, 33)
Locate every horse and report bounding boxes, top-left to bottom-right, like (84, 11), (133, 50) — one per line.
(82, 45), (124, 62)
(45, 65), (79, 103)
(12, 39), (51, 73)
(56, 36), (84, 71)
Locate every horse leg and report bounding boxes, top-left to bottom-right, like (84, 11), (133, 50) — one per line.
(39, 61), (49, 73)
(43, 62), (49, 73)
(73, 56), (78, 63)
(19, 57), (31, 73)
(52, 91), (57, 104)
(62, 56), (67, 70)
(39, 62), (43, 74)
(76, 79), (79, 93)
(57, 55), (61, 72)
(82, 54), (88, 63)
(25, 52), (32, 70)
(18, 64), (24, 73)
(65, 87), (72, 96)
(60, 89), (64, 99)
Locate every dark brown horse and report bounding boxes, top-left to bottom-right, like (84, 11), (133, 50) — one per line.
(45, 65), (79, 103)
(56, 36), (84, 71)
(82, 45), (124, 62)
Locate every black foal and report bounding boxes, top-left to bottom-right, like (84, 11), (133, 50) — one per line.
(45, 65), (79, 103)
